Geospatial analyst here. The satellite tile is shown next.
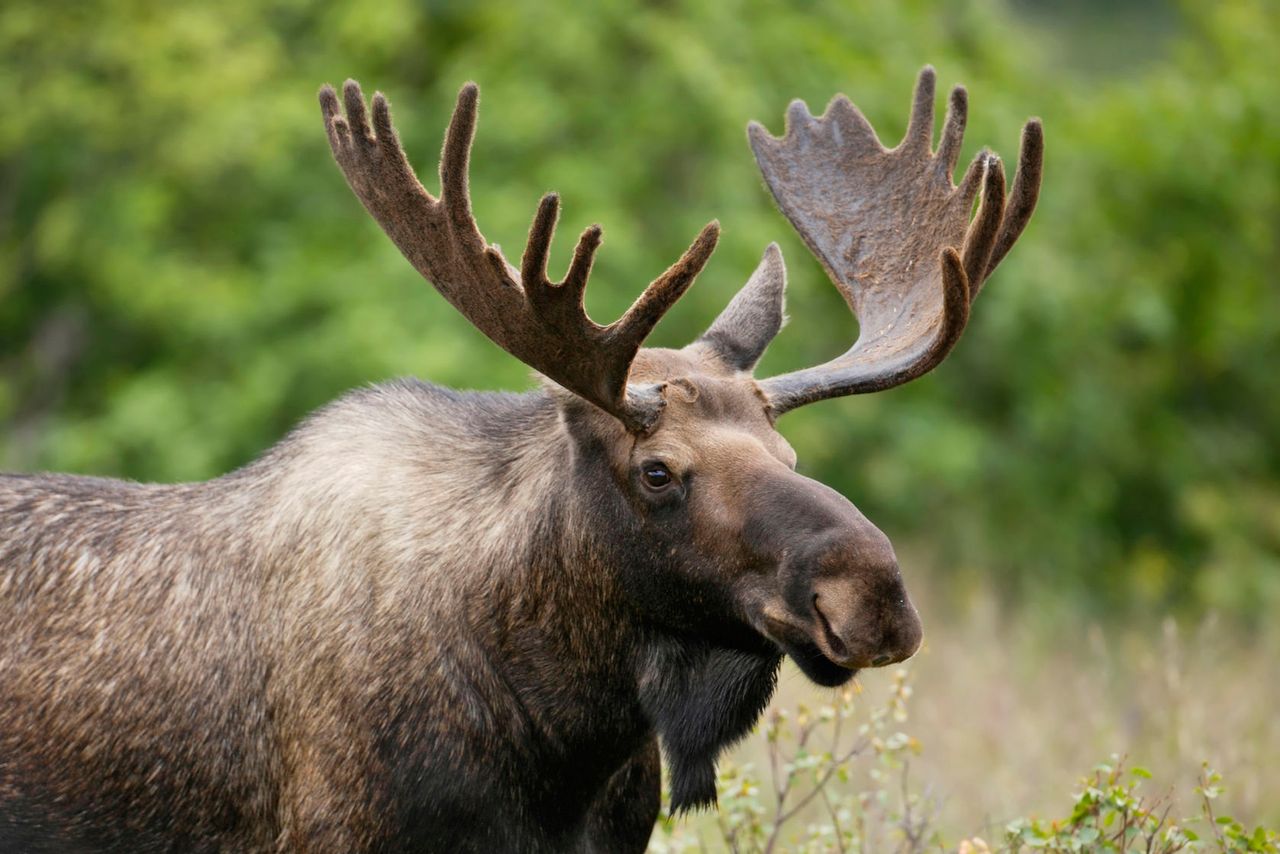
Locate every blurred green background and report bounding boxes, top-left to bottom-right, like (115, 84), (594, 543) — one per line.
(2, 0), (1277, 624)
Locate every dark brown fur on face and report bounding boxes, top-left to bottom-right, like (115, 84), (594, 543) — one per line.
(1, 68), (1040, 851)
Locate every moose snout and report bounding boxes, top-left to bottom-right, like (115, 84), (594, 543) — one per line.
(750, 471), (924, 675)
(808, 553), (923, 671)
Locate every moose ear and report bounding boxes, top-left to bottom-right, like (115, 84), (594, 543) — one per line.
(693, 243), (787, 373)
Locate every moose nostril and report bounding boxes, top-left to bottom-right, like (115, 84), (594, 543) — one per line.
(812, 596), (850, 660)
(872, 653), (893, 667)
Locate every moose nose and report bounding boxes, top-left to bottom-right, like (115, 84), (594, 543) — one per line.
(810, 569), (923, 670)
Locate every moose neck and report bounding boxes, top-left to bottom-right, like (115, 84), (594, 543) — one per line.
(401, 385), (784, 814)
(252, 380), (782, 816)
(554, 410), (784, 812)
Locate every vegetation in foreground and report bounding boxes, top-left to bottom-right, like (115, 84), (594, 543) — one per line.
(650, 601), (1280, 854)
(650, 662), (1278, 853)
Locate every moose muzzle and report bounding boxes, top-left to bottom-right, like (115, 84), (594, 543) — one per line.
(796, 522), (923, 667)
(752, 473), (924, 686)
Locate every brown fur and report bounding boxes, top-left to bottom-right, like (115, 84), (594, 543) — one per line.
(1, 344), (920, 851)
(3, 381), (620, 850)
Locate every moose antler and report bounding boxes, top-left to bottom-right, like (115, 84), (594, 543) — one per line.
(320, 81), (720, 433)
(751, 66), (1043, 414)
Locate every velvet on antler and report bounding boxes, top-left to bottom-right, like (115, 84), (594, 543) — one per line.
(750, 66), (1043, 415)
(320, 81), (720, 433)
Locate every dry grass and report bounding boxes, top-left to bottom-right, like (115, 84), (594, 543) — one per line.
(899, 594), (1280, 838)
(653, 588), (1280, 850)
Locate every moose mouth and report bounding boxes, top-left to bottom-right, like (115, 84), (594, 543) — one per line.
(783, 638), (859, 687)
(761, 614), (859, 688)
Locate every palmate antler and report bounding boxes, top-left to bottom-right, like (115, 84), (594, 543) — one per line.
(322, 68), (1041, 428)
(319, 81), (719, 433)
(751, 66), (1043, 414)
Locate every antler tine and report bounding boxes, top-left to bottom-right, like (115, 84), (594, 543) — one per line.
(901, 65), (937, 153)
(985, 118), (1044, 279)
(439, 83), (487, 259)
(935, 85), (969, 180)
(321, 80), (715, 433)
(751, 66), (1043, 415)
(520, 193), (602, 337)
(595, 221), (720, 425)
(563, 224), (604, 297)
(611, 222), (721, 350)
(521, 193), (563, 294)
(370, 91), (395, 143)
(962, 155), (1007, 290)
(934, 246), (973, 368)
(342, 81), (374, 145)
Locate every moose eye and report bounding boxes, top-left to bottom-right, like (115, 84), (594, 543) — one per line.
(640, 462), (674, 491)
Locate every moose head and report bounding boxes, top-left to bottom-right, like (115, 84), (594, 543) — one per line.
(319, 67), (1042, 698)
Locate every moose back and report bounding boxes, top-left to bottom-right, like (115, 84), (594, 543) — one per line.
(0, 68), (1042, 852)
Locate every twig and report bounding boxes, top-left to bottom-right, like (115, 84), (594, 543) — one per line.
(773, 734), (871, 830)
(1199, 771), (1227, 850)
(763, 715), (817, 852)
(819, 783), (849, 854)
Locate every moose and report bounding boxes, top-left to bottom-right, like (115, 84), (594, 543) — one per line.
(0, 67), (1042, 851)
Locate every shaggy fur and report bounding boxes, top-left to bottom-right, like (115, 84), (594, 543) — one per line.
(1, 379), (684, 850)
(0, 338), (920, 851)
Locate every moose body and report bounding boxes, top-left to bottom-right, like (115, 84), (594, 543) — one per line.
(2, 380), (766, 851)
(0, 68), (1041, 851)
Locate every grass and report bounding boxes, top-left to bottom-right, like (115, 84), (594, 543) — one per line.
(649, 587), (1280, 851)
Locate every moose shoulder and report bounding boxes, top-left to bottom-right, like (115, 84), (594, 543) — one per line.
(0, 68), (1042, 852)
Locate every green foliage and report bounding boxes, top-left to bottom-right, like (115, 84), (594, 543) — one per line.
(1002, 761), (1279, 853)
(2, 0), (1277, 617)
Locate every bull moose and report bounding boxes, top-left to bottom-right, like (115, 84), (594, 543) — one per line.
(0, 67), (1042, 851)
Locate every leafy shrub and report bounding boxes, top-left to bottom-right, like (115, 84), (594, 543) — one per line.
(1000, 761), (1277, 853)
